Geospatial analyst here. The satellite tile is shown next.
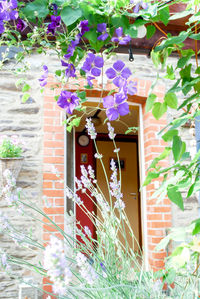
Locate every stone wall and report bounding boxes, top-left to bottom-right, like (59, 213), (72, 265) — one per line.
(0, 56), (44, 298)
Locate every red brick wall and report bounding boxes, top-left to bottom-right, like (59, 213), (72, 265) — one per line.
(42, 76), (171, 284)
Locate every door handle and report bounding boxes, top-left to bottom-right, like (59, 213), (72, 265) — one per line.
(130, 192), (137, 199)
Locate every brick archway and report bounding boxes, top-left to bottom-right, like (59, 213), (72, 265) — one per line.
(42, 75), (171, 284)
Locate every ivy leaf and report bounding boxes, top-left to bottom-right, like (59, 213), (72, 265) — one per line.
(22, 0), (49, 22)
(61, 6), (82, 26)
(145, 93), (157, 112)
(167, 185), (184, 210)
(146, 25), (156, 39)
(164, 92), (178, 109)
(152, 102), (167, 120)
(162, 129), (178, 142)
(172, 135), (186, 162)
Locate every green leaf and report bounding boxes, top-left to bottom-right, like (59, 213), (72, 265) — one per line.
(190, 33), (200, 40)
(151, 50), (160, 68)
(167, 185), (184, 210)
(145, 93), (157, 112)
(159, 6), (170, 26)
(111, 15), (129, 29)
(162, 129), (178, 142)
(172, 136), (186, 162)
(152, 102), (167, 120)
(155, 31), (188, 52)
(22, 0), (49, 22)
(22, 84), (30, 92)
(164, 65), (175, 80)
(22, 93), (30, 103)
(177, 57), (189, 69)
(124, 25), (137, 38)
(169, 10), (192, 20)
(146, 25), (156, 39)
(143, 171), (160, 186)
(192, 222), (200, 235)
(61, 6), (82, 26)
(164, 92), (178, 109)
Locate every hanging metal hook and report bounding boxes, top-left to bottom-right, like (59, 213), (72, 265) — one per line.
(128, 45), (134, 62)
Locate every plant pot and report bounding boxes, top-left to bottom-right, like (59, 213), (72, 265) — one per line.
(0, 157), (24, 188)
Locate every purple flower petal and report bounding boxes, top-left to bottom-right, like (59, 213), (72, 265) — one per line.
(113, 60), (125, 72)
(121, 67), (132, 79)
(105, 68), (116, 79)
(118, 102), (129, 116)
(116, 27), (123, 37)
(111, 37), (119, 43)
(97, 23), (107, 33)
(115, 93), (126, 104)
(91, 67), (101, 77)
(113, 76), (124, 87)
(133, 3), (140, 13)
(87, 76), (95, 87)
(127, 81), (137, 95)
(94, 56), (104, 68)
(97, 33), (109, 41)
(107, 108), (119, 121)
(119, 35), (131, 45)
(57, 91), (79, 114)
(103, 96), (114, 108)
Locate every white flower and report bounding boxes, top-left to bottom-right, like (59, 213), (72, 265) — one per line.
(94, 153), (103, 159)
(107, 122), (116, 139)
(85, 118), (97, 139)
(114, 199), (125, 210)
(84, 226), (92, 237)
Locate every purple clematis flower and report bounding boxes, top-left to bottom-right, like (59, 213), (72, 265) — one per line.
(86, 75), (95, 87)
(120, 80), (137, 96)
(111, 27), (131, 45)
(64, 34), (81, 60)
(38, 65), (48, 87)
(130, 0), (148, 13)
(103, 92), (130, 121)
(105, 60), (132, 88)
(79, 20), (90, 36)
(57, 91), (79, 114)
(61, 60), (76, 78)
(0, 0), (18, 22)
(16, 18), (27, 32)
(97, 23), (109, 41)
(47, 15), (61, 35)
(81, 53), (104, 77)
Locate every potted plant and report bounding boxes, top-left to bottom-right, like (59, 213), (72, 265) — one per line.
(0, 135), (24, 187)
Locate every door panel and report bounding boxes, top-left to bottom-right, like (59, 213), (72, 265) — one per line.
(96, 140), (141, 250)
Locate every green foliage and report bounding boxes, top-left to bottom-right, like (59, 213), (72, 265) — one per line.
(22, 0), (49, 22)
(0, 139), (23, 158)
(61, 7), (82, 26)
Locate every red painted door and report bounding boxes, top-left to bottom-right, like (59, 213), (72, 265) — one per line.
(75, 133), (96, 239)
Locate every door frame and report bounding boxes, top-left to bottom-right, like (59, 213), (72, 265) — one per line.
(64, 99), (148, 268)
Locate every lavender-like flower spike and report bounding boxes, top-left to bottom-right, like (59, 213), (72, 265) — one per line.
(85, 118), (97, 139)
(107, 122), (116, 140)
